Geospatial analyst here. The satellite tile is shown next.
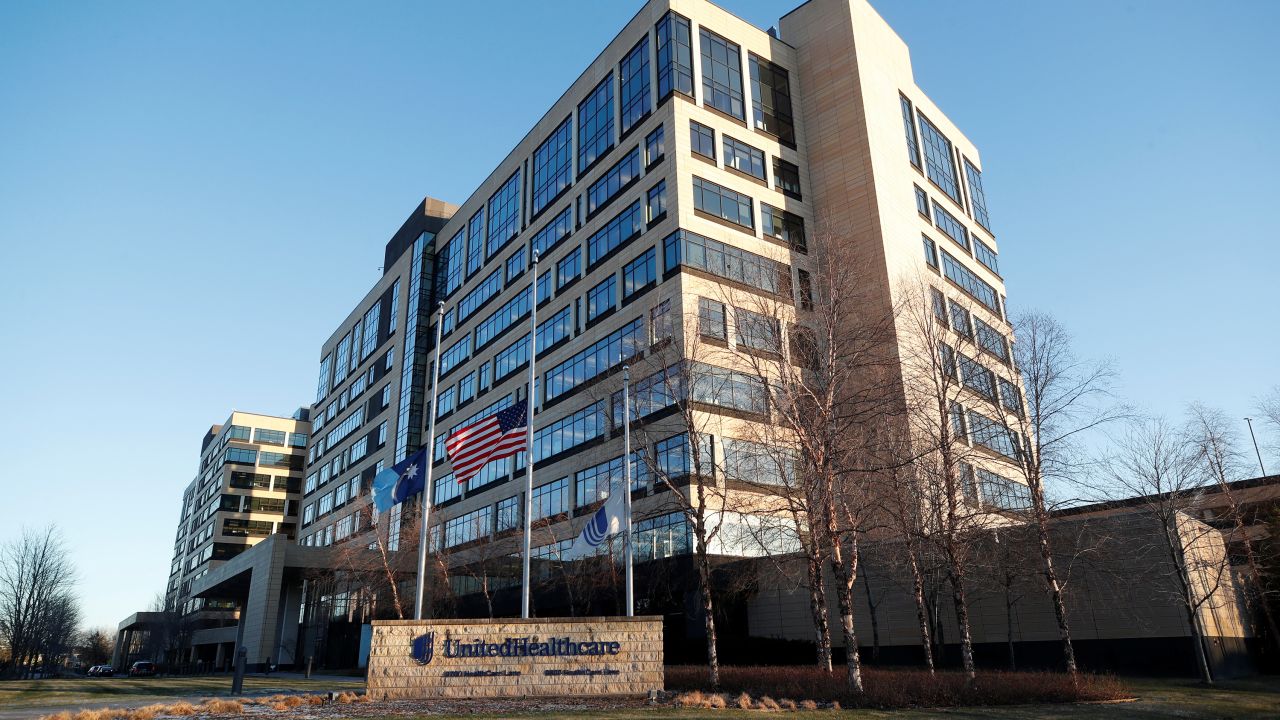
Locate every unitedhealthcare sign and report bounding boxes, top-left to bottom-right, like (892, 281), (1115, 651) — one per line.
(367, 618), (663, 699)
(413, 632), (623, 664)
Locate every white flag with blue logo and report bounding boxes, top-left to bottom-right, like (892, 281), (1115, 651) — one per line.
(565, 480), (626, 560)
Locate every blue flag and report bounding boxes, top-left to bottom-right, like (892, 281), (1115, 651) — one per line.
(372, 446), (430, 515)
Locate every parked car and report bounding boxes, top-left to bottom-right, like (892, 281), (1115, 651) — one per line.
(87, 665), (114, 677)
(128, 661), (156, 677)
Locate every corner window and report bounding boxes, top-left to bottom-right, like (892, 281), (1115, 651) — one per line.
(690, 121), (715, 160)
(578, 73), (615, 173)
(773, 158), (801, 199)
(749, 55), (794, 144)
(620, 37), (651, 134)
(656, 12), (694, 99)
(700, 28), (744, 119)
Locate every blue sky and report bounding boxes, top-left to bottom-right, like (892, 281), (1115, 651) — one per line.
(1, 0), (1276, 632)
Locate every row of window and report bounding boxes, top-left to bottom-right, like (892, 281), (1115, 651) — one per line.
(901, 94), (992, 234)
(690, 120), (802, 200)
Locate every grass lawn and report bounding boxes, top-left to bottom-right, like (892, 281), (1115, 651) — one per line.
(0, 675), (365, 711)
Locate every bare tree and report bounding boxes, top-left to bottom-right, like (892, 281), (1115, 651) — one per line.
(0, 525), (79, 678)
(1099, 418), (1234, 683)
(1185, 403), (1280, 652)
(1258, 386), (1280, 453)
(971, 311), (1123, 675)
(81, 627), (115, 667)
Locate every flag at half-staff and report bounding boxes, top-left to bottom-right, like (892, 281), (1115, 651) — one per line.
(445, 399), (529, 486)
(371, 446), (430, 515)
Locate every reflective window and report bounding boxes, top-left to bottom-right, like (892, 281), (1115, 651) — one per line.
(254, 428), (286, 446)
(691, 362), (767, 413)
(918, 113), (960, 203)
(932, 200), (970, 251)
(361, 302), (380, 359)
(495, 495), (521, 533)
(749, 55), (794, 144)
(901, 94), (921, 167)
(914, 185), (929, 216)
(656, 12), (694, 99)
(530, 206), (572, 259)
(761, 203), (806, 252)
(457, 269), (502, 321)
(466, 211), (484, 276)
(773, 158), (801, 199)
(474, 286), (531, 350)
(645, 124), (665, 166)
(578, 73), (615, 173)
(722, 135), (766, 180)
(556, 246), (581, 288)
(663, 229), (788, 295)
(531, 117), (573, 216)
(964, 159), (991, 231)
(586, 200), (643, 266)
(690, 121), (715, 160)
(700, 28), (743, 119)
(587, 147), (640, 216)
(486, 170), (521, 258)
(587, 275), (617, 321)
(619, 36), (651, 133)
(316, 354), (332, 402)
(544, 317), (646, 401)
(646, 180), (666, 222)
(459, 372), (476, 405)
(975, 316), (1010, 362)
(941, 250), (998, 313)
(506, 245), (527, 283)
(693, 176), (753, 229)
(698, 297), (726, 340)
(532, 477), (569, 520)
(723, 437), (793, 486)
(621, 246), (657, 299)
(974, 238), (999, 275)
(735, 306), (780, 353)
(438, 336), (471, 377)
(532, 399), (608, 461)
(923, 235), (939, 268)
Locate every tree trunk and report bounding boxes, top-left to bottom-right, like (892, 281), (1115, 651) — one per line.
(862, 568), (880, 663)
(696, 554), (721, 690)
(1030, 474), (1077, 674)
(906, 543), (935, 672)
(1167, 525), (1214, 684)
(949, 568), (977, 684)
(805, 551), (833, 671)
(828, 535), (864, 693)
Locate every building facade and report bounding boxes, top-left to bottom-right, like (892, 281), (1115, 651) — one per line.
(296, 0), (1025, 631)
(160, 410), (310, 664)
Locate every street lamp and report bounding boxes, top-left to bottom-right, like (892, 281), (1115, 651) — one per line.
(1244, 417), (1268, 477)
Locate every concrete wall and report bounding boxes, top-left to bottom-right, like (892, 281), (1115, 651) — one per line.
(366, 616), (663, 699)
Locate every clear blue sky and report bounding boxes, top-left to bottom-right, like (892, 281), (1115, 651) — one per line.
(1, 0), (1276, 632)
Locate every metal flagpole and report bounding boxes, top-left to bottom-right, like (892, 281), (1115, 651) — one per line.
(414, 302), (446, 621)
(622, 365), (634, 617)
(521, 251), (540, 619)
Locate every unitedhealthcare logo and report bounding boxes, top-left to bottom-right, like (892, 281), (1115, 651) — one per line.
(411, 632), (435, 665)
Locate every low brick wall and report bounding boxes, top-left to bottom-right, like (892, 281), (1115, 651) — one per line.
(366, 616), (663, 699)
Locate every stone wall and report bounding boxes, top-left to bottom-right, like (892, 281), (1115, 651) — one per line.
(367, 616), (663, 699)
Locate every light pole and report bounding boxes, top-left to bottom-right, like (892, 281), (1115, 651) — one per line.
(1244, 417), (1268, 477)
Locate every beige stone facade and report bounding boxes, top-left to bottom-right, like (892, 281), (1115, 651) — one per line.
(366, 617), (662, 699)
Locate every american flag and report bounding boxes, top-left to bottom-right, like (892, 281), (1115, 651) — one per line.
(445, 399), (529, 486)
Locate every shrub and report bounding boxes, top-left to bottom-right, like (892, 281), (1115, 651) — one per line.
(708, 694), (727, 709)
(166, 702), (198, 716)
(758, 695), (781, 710)
(200, 699), (243, 715)
(665, 665), (1129, 709)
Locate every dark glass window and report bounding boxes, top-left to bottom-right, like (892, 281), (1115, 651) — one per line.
(949, 300), (973, 337)
(620, 37), (651, 134)
(587, 147), (640, 216)
(438, 229), (465, 298)
(698, 297), (726, 340)
(459, 371), (476, 404)
(664, 229), (788, 296)
(544, 319), (645, 401)
(645, 124), (665, 166)
(656, 12), (694, 99)
(537, 269), (552, 304)
(749, 55), (794, 144)
(530, 206), (572, 258)
(923, 235), (939, 268)
(700, 28), (744, 119)
(474, 285), (532, 349)
(622, 246), (657, 298)
(974, 238), (999, 275)
(761, 204), (806, 252)
(931, 288), (947, 324)
(722, 135), (766, 180)
(797, 269), (813, 310)
(932, 200), (970, 251)
(693, 176), (753, 229)
(964, 159), (991, 231)
(506, 245), (526, 283)
(647, 180), (667, 222)
(690, 120), (715, 159)
(735, 306), (781, 353)
(253, 428), (285, 445)
(556, 246), (581, 288)
(918, 113), (960, 203)
(586, 200), (643, 266)
(466, 211), (484, 276)
(587, 275), (617, 321)
(531, 118), (572, 216)
(900, 94), (921, 167)
(773, 158), (801, 199)
(975, 316), (1010, 362)
(914, 185), (929, 215)
(578, 74), (615, 173)
(941, 250), (999, 312)
(486, 170), (521, 258)
(458, 269), (502, 321)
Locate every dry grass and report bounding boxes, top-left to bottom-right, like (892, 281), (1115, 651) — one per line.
(200, 698), (243, 714)
(666, 665), (1130, 709)
(167, 701), (198, 716)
